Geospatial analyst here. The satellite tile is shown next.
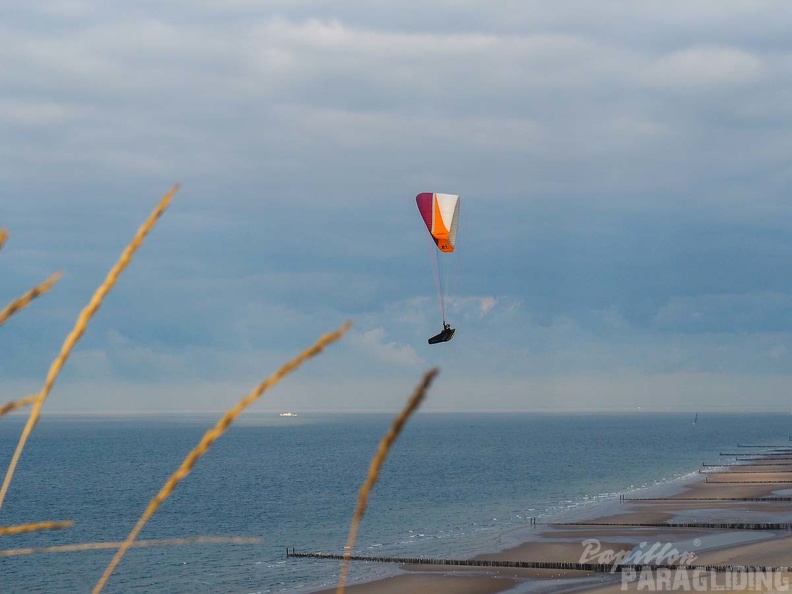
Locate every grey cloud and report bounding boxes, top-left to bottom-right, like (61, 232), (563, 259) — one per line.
(2, 6), (790, 205)
(653, 293), (792, 333)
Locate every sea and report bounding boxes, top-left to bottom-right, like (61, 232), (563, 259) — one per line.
(0, 412), (789, 593)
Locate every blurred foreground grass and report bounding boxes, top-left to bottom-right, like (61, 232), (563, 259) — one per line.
(0, 186), (437, 594)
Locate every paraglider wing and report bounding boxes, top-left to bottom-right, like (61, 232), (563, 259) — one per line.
(416, 193), (460, 253)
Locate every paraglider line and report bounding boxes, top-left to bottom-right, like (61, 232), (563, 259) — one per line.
(424, 233), (445, 324)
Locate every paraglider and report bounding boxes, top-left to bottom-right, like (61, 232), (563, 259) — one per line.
(416, 192), (460, 345)
(428, 323), (456, 345)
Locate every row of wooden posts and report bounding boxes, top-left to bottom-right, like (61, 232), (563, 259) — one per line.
(625, 496), (792, 501)
(286, 550), (791, 574)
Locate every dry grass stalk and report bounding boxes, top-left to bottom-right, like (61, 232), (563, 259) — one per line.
(0, 183), (180, 512)
(0, 272), (63, 327)
(92, 321), (352, 594)
(0, 536), (260, 557)
(0, 395), (37, 418)
(0, 228), (8, 252)
(336, 368), (439, 594)
(0, 520), (74, 537)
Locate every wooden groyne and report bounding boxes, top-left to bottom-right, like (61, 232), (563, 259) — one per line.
(700, 469), (792, 474)
(286, 551), (792, 574)
(624, 497), (792, 502)
(551, 522), (792, 530)
(720, 453), (792, 458)
(718, 452), (792, 460)
(702, 460), (792, 468)
(719, 461), (792, 465)
(704, 479), (792, 484)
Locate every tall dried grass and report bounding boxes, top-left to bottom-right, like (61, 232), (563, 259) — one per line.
(0, 184), (180, 511)
(0, 520), (74, 536)
(0, 536), (260, 557)
(1, 184), (441, 594)
(0, 395), (36, 418)
(0, 272), (62, 327)
(336, 368), (439, 594)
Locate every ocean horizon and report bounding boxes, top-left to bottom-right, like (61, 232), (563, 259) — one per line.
(0, 412), (789, 593)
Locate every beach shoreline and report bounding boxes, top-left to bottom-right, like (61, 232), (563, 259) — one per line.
(308, 451), (792, 593)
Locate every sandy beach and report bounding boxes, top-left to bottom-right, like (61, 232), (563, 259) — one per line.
(311, 453), (792, 593)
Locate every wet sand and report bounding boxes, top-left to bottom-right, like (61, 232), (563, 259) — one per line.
(321, 573), (520, 594)
(311, 456), (792, 593)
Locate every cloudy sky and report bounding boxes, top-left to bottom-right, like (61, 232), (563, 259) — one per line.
(2, 1), (792, 413)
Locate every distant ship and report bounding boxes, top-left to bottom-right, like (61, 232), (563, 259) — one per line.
(279, 412), (298, 417)
(693, 413), (698, 426)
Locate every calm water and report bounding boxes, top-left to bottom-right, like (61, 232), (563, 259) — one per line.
(0, 412), (789, 593)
